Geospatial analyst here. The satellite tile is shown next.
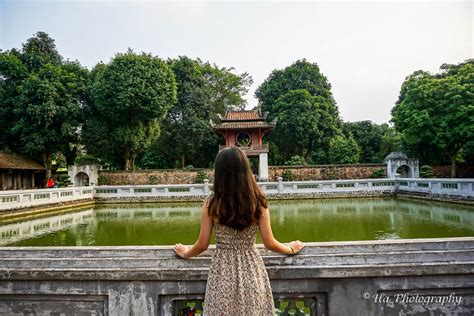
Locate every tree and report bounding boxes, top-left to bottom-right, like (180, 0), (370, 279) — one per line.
(269, 89), (339, 162)
(255, 59), (342, 163)
(379, 126), (403, 159)
(139, 56), (252, 169)
(255, 59), (339, 120)
(328, 134), (361, 164)
(391, 59), (474, 177)
(83, 50), (177, 170)
(0, 32), (88, 182)
(342, 121), (387, 163)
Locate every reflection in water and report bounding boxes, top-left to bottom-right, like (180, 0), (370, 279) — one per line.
(1, 198), (473, 246)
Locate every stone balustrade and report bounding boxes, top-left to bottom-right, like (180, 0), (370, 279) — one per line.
(0, 237), (472, 315)
(1, 178), (473, 211)
(93, 178), (474, 203)
(0, 186), (93, 211)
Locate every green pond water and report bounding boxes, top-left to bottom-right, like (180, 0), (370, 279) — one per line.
(1, 197), (473, 246)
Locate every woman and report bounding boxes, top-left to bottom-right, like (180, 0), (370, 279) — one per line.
(173, 147), (304, 315)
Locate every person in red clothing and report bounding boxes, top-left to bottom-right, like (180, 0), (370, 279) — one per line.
(47, 177), (54, 188)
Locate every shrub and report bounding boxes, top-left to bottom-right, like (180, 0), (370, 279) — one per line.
(58, 173), (71, 187)
(97, 175), (110, 186)
(282, 169), (294, 181)
(194, 170), (208, 183)
(284, 155), (307, 166)
(420, 165), (434, 178)
(74, 154), (101, 165)
(371, 168), (385, 178)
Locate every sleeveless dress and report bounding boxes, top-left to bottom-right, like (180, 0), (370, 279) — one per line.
(203, 220), (275, 315)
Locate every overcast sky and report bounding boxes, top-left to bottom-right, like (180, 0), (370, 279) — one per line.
(1, 0), (472, 124)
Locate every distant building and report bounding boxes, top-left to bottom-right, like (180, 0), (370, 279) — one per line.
(212, 110), (275, 181)
(0, 152), (46, 190)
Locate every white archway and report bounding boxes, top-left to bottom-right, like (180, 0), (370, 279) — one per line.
(74, 172), (90, 186)
(384, 152), (419, 178)
(68, 164), (100, 187)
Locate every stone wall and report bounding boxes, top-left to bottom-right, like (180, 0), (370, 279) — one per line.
(99, 169), (214, 185)
(269, 164), (386, 181)
(99, 164), (387, 185)
(432, 163), (474, 178)
(97, 163), (474, 185)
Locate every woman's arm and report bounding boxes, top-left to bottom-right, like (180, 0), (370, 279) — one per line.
(258, 206), (304, 254)
(174, 197), (213, 259)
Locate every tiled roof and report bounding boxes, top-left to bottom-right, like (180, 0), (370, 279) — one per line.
(0, 152), (45, 170)
(224, 111), (262, 121)
(213, 121), (274, 130)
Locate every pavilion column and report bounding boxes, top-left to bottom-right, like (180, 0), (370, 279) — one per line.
(1, 172), (4, 190)
(258, 153), (269, 182)
(31, 172), (35, 189)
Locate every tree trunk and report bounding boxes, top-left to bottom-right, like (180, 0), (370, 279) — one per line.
(42, 151), (52, 187)
(124, 147), (136, 171)
(450, 155), (456, 178)
(181, 154), (185, 169)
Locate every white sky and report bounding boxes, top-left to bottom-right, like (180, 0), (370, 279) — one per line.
(1, 0), (472, 124)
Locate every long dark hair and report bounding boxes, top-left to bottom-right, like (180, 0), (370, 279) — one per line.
(207, 147), (268, 230)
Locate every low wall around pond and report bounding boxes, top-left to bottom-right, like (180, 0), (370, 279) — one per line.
(0, 237), (473, 315)
(1, 178), (473, 213)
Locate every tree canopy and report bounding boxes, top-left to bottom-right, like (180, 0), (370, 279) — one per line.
(82, 50), (177, 170)
(0, 32), (88, 182)
(391, 59), (474, 177)
(255, 59), (342, 164)
(139, 56), (253, 169)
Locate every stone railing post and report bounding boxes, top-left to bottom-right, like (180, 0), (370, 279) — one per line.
(277, 177), (283, 194)
(203, 179), (209, 195)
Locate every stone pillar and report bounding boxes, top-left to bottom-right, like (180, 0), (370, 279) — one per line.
(203, 179), (209, 195)
(258, 153), (269, 182)
(277, 177), (283, 194)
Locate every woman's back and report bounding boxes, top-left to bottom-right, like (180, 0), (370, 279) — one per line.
(213, 220), (258, 250)
(203, 219), (274, 315)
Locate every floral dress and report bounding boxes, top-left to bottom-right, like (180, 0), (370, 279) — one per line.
(203, 220), (275, 315)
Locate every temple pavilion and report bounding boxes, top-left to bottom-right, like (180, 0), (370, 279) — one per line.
(212, 110), (274, 181)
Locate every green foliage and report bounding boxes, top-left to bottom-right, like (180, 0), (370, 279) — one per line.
(97, 175), (110, 186)
(328, 134), (361, 164)
(0, 32), (88, 183)
(143, 56), (252, 169)
(379, 127), (403, 159)
(255, 60), (341, 163)
(82, 49), (177, 170)
(343, 121), (388, 163)
(391, 59), (474, 177)
(284, 155), (307, 166)
(74, 154), (101, 165)
(267, 141), (284, 166)
(57, 173), (71, 187)
(194, 170), (208, 183)
(282, 169), (294, 181)
(184, 165), (194, 170)
(420, 165), (434, 178)
(371, 168), (385, 178)
(255, 59), (337, 119)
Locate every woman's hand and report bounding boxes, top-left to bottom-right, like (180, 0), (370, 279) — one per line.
(288, 240), (305, 254)
(174, 243), (189, 259)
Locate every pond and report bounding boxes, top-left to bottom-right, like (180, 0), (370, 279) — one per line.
(1, 197), (473, 246)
